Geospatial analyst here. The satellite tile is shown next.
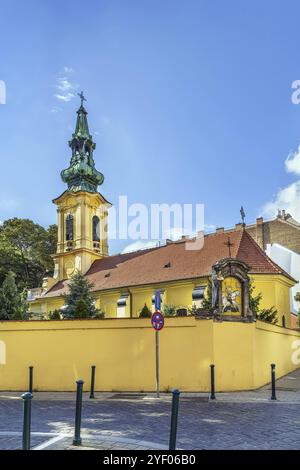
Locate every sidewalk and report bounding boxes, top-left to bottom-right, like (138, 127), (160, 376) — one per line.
(33, 434), (167, 450)
(1, 368), (300, 403)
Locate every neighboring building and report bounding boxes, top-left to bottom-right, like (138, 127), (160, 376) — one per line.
(28, 99), (297, 328)
(245, 211), (300, 255)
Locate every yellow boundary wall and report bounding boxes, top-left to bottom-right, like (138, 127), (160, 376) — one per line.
(0, 317), (299, 391)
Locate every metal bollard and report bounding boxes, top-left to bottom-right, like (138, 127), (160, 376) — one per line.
(169, 389), (180, 450)
(89, 365), (96, 399)
(28, 366), (33, 393)
(210, 364), (216, 400)
(73, 379), (84, 446)
(22, 392), (33, 450)
(271, 364), (277, 400)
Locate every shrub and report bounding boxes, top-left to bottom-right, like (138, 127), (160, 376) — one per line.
(139, 304), (152, 318)
(202, 280), (212, 310)
(250, 282), (278, 324)
(189, 304), (200, 315)
(49, 309), (61, 320)
(163, 304), (176, 317)
(92, 310), (105, 319)
(257, 306), (278, 324)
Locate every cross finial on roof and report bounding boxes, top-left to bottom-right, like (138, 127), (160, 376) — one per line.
(224, 237), (234, 258)
(240, 206), (246, 226)
(78, 91), (86, 106)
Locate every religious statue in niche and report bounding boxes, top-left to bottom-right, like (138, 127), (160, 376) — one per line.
(211, 258), (254, 321)
(221, 276), (242, 313)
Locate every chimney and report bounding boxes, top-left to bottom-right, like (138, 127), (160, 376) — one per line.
(235, 223), (243, 230)
(256, 217), (264, 249)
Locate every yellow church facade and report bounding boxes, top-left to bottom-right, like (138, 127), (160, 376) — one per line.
(30, 271), (294, 329)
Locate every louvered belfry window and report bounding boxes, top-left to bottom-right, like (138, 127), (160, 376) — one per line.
(92, 215), (100, 242)
(66, 214), (74, 241)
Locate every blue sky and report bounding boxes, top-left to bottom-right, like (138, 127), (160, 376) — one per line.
(1, 0), (300, 254)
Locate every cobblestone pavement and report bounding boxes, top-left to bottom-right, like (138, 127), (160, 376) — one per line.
(1, 397), (300, 449)
(0, 369), (300, 450)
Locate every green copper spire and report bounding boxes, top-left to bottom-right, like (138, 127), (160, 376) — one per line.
(61, 92), (104, 193)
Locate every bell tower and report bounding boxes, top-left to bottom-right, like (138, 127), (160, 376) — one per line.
(51, 93), (111, 281)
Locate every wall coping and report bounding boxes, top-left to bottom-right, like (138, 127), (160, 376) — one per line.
(0, 316), (197, 332)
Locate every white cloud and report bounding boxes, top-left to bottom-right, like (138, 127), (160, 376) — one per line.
(285, 145), (300, 175)
(263, 144), (300, 221)
(263, 180), (300, 221)
(204, 224), (216, 233)
(55, 92), (76, 102)
(122, 240), (159, 253)
(54, 69), (78, 102)
(50, 106), (62, 113)
(163, 227), (185, 240)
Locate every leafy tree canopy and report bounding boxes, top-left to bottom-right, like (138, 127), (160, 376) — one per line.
(0, 271), (28, 320)
(0, 218), (57, 289)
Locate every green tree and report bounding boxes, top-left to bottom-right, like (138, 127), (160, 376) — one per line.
(202, 280), (212, 310)
(74, 298), (89, 319)
(139, 303), (152, 318)
(63, 271), (97, 319)
(250, 282), (278, 324)
(0, 218), (57, 289)
(0, 271), (29, 320)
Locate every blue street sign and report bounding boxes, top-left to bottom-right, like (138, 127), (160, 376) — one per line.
(154, 290), (161, 311)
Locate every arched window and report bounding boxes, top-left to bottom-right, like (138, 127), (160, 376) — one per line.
(66, 214), (74, 241)
(92, 215), (100, 242)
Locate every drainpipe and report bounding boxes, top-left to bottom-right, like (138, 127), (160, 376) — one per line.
(128, 288), (133, 318)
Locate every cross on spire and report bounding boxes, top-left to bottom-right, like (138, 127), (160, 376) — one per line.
(225, 237), (234, 258)
(78, 91), (86, 107)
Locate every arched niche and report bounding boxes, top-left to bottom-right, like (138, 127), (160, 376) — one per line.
(211, 258), (254, 321)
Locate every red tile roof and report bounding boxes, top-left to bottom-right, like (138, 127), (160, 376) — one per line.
(43, 230), (295, 298)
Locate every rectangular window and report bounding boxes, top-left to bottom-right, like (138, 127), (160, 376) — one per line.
(192, 286), (205, 309)
(117, 293), (129, 318)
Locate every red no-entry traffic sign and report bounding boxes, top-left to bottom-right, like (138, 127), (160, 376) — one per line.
(151, 311), (164, 331)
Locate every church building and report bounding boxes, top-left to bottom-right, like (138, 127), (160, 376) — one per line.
(29, 99), (297, 328)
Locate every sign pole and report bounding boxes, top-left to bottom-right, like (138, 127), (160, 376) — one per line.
(156, 330), (160, 398)
(152, 290), (164, 399)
